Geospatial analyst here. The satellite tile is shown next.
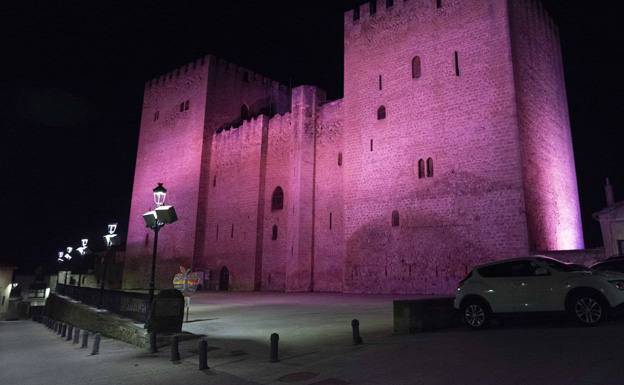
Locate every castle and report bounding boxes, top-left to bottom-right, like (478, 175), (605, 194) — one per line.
(122, 0), (584, 294)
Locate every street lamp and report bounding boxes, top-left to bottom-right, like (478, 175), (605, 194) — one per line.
(57, 251), (69, 285)
(75, 239), (88, 287)
(143, 183), (178, 320)
(99, 223), (120, 308)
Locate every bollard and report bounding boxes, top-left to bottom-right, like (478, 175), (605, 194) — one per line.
(61, 324), (67, 338)
(198, 340), (209, 370)
(81, 331), (89, 349)
(170, 335), (180, 362)
(73, 328), (80, 344)
(67, 325), (73, 341)
(57, 323), (63, 335)
(53, 321), (57, 333)
(91, 333), (101, 355)
(352, 319), (363, 345)
(149, 332), (158, 353)
(270, 333), (279, 363)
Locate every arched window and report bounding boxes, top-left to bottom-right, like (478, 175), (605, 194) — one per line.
(412, 56), (422, 78)
(271, 186), (284, 211)
(392, 210), (400, 227)
(377, 106), (386, 120)
(418, 159), (425, 179)
(272, 225), (278, 240)
(427, 157), (434, 177)
(338, 152), (343, 166)
(241, 104), (250, 121)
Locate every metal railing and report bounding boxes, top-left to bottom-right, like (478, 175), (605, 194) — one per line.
(56, 284), (149, 322)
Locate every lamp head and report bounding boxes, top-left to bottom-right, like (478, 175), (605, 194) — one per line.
(108, 223), (118, 235)
(153, 183), (167, 208)
(81, 238), (88, 248)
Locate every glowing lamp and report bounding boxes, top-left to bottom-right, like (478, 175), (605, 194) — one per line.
(66, 246), (73, 254)
(108, 223), (118, 235)
(57, 251), (64, 263)
(81, 239), (88, 248)
(103, 233), (120, 247)
(11, 283), (18, 289)
(64, 247), (73, 260)
(153, 183), (167, 208)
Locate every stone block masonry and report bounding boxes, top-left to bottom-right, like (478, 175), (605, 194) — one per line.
(123, 0), (583, 295)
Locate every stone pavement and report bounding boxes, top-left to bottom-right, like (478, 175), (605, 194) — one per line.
(2, 292), (624, 385)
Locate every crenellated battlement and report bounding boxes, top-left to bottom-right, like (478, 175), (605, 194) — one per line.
(145, 55), (210, 90)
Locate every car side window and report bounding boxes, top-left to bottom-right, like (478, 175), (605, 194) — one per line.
(479, 262), (514, 277)
(510, 261), (536, 277)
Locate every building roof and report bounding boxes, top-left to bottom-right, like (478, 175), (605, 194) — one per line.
(593, 201), (624, 221)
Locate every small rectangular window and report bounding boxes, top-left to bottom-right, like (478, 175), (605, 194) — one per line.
(329, 212), (333, 230)
(216, 224), (219, 241)
(231, 224), (234, 238)
(454, 51), (460, 76)
(437, 0), (442, 8)
(185, 100), (189, 110)
(379, 75), (382, 90)
(154, 111), (159, 121)
(353, 7), (360, 21)
(370, 139), (374, 151)
(370, 1), (376, 15)
(180, 102), (184, 112)
(386, 0), (393, 7)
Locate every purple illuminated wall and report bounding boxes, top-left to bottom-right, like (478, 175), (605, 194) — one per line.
(123, 0), (583, 294)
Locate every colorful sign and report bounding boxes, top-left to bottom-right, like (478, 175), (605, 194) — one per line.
(173, 266), (200, 296)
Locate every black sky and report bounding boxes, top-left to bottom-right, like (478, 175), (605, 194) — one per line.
(1, 0), (621, 272)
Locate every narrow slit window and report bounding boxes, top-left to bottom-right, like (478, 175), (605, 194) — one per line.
(353, 7), (360, 21)
(231, 224), (234, 239)
(216, 224), (219, 241)
(437, 0), (442, 8)
(412, 56), (421, 78)
(370, 0), (376, 14)
(386, 0), (394, 7)
(392, 210), (400, 227)
(184, 100), (189, 110)
(213, 175), (216, 187)
(179, 102), (184, 112)
(379, 75), (382, 90)
(329, 212), (333, 230)
(418, 159), (425, 179)
(154, 111), (159, 121)
(338, 152), (343, 166)
(454, 51), (460, 76)
(370, 139), (374, 152)
(272, 225), (278, 240)
(427, 157), (434, 177)
(377, 106), (386, 120)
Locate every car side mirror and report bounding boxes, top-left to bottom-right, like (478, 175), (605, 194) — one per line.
(535, 267), (549, 276)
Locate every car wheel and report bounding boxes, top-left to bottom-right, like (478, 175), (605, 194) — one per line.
(571, 293), (605, 326)
(462, 299), (489, 330)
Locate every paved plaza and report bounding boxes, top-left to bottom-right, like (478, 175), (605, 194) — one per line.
(1, 292), (623, 384)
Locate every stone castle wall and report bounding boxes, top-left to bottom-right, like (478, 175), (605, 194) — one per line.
(123, 0), (583, 295)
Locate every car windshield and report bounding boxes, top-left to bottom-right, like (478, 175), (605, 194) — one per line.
(537, 258), (589, 272)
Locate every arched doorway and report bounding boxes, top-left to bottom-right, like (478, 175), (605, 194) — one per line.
(219, 266), (229, 291)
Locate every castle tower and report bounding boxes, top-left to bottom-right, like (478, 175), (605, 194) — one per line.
(123, 56), (290, 290)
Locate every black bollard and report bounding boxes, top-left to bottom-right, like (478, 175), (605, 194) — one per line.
(81, 331), (89, 348)
(91, 333), (101, 355)
(198, 340), (209, 370)
(270, 333), (279, 363)
(67, 325), (73, 341)
(57, 323), (63, 335)
(73, 328), (80, 344)
(61, 324), (67, 338)
(170, 335), (180, 362)
(352, 319), (363, 345)
(149, 332), (158, 353)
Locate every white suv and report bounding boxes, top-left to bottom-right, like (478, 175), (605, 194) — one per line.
(454, 256), (624, 329)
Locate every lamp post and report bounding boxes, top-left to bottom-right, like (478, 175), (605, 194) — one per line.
(64, 247), (74, 285)
(57, 251), (68, 285)
(99, 223), (119, 309)
(76, 239), (89, 288)
(143, 183), (178, 320)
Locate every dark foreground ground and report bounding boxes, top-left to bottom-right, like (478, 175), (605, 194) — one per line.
(1, 292), (623, 385)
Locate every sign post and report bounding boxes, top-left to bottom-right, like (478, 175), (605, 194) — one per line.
(173, 266), (200, 322)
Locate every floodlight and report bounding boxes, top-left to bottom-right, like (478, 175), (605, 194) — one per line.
(155, 205), (178, 224)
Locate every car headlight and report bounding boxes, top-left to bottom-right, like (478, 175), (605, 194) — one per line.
(609, 280), (624, 290)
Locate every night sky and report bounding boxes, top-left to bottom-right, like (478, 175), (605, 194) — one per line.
(2, 0), (621, 272)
